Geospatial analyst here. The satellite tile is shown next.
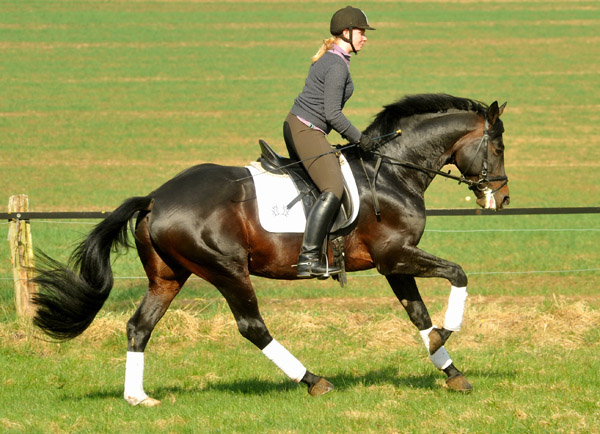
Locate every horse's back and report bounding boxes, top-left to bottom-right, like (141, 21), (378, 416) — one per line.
(153, 163), (250, 202)
(145, 163), (253, 248)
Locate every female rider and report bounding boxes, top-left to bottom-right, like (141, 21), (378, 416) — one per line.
(284, 6), (376, 278)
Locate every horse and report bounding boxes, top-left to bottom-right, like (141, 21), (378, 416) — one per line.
(32, 93), (509, 406)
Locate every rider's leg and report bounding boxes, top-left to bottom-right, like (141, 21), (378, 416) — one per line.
(283, 114), (344, 278)
(297, 192), (341, 277)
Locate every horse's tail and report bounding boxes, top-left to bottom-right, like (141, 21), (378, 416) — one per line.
(32, 196), (153, 341)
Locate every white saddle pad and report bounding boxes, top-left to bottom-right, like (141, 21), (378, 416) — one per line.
(245, 154), (360, 233)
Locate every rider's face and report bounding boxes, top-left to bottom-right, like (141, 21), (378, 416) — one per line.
(352, 29), (367, 51)
(342, 28), (368, 52)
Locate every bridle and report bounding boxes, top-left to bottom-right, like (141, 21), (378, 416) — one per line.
(370, 119), (509, 193)
(235, 115), (508, 218)
(459, 119), (509, 193)
(360, 118), (508, 218)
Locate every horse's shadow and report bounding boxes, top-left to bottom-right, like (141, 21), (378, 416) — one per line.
(200, 365), (422, 396)
(73, 365), (515, 402)
(193, 365), (515, 396)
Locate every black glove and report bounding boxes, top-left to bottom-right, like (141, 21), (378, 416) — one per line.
(358, 134), (375, 151)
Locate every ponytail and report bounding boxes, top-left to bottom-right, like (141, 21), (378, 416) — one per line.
(311, 36), (338, 63)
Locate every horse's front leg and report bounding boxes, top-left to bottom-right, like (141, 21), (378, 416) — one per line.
(386, 273), (472, 392)
(376, 245), (469, 353)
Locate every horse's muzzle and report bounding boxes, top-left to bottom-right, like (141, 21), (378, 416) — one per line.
(475, 188), (510, 210)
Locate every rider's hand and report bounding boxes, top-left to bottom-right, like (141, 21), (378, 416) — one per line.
(358, 134), (375, 151)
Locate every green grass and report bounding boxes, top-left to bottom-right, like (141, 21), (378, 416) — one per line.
(2, 1), (599, 209)
(1, 295), (599, 433)
(1, 0), (599, 432)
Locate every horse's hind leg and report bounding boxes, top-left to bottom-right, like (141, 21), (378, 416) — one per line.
(387, 274), (472, 392)
(124, 274), (189, 406)
(124, 218), (191, 406)
(207, 271), (333, 396)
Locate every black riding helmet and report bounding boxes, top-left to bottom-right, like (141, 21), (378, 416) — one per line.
(330, 6), (376, 54)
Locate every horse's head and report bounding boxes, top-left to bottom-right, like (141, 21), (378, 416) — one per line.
(453, 101), (510, 210)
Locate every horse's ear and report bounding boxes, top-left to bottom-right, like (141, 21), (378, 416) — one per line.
(487, 101), (500, 125)
(498, 101), (507, 116)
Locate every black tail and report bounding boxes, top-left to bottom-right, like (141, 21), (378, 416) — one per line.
(32, 196), (153, 341)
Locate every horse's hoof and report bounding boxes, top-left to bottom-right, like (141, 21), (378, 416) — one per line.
(446, 374), (473, 393)
(138, 397), (162, 407)
(428, 328), (444, 355)
(308, 378), (334, 396)
(126, 395), (162, 407)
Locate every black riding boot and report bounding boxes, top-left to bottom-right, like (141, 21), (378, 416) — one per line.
(296, 192), (342, 278)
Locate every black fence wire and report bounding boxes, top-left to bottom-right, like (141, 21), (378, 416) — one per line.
(1, 207), (600, 221)
(2, 207), (598, 279)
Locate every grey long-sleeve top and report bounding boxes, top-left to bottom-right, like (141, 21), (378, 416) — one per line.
(290, 50), (362, 143)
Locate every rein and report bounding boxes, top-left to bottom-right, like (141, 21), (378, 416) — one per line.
(360, 121), (508, 217)
(233, 130), (401, 183)
(237, 122), (508, 218)
(371, 120), (508, 193)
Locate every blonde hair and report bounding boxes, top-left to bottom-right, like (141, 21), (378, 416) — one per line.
(312, 36), (338, 63)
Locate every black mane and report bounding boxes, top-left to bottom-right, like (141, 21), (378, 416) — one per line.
(366, 93), (489, 135)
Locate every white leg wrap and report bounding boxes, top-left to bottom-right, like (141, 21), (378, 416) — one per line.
(444, 286), (468, 332)
(124, 351), (148, 405)
(430, 346), (453, 370)
(420, 326), (452, 370)
(262, 339), (307, 383)
(419, 326), (435, 353)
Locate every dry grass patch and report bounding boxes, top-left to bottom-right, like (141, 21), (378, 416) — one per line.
(2, 295), (597, 356)
(464, 295), (599, 349)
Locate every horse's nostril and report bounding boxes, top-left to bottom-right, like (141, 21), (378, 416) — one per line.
(502, 196), (510, 207)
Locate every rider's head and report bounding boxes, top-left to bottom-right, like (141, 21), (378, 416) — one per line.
(330, 6), (376, 54)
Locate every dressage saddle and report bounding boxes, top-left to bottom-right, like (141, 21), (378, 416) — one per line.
(256, 139), (354, 234)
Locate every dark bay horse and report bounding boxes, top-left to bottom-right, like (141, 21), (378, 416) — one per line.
(32, 94), (509, 406)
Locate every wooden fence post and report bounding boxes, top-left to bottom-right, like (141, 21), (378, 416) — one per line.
(8, 194), (37, 318)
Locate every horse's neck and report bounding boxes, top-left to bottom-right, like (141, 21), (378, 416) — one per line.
(371, 112), (479, 191)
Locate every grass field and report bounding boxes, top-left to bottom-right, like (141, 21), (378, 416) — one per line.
(1, 0), (599, 433)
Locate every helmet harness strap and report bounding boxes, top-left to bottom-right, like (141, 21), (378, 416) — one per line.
(340, 27), (357, 55)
